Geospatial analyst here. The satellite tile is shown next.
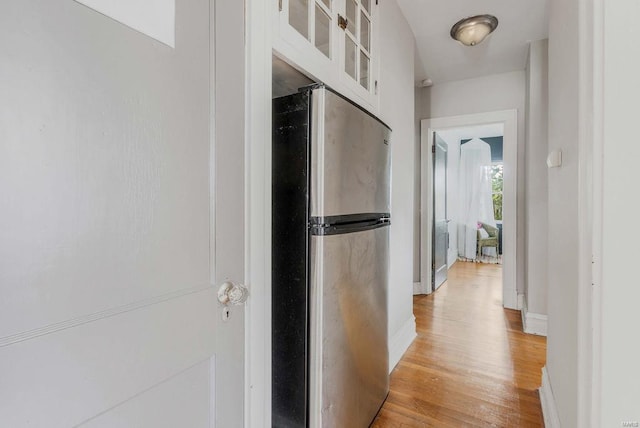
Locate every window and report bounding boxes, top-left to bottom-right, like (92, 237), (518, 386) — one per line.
(491, 163), (503, 221)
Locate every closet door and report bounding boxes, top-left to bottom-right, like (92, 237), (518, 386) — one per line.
(0, 1), (247, 426)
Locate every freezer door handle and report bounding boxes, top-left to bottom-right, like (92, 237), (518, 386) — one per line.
(310, 218), (390, 236)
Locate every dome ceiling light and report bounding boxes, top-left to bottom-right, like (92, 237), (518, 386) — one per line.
(450, 14), (499, 47)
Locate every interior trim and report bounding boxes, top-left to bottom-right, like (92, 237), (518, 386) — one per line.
(539, 366), (562, 428)
(388, 314), (417, 373)
(421, 110), (519, 309)
(521, 297), (548, 337)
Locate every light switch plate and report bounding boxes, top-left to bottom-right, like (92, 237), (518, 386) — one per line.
(547, 150), (562, 168)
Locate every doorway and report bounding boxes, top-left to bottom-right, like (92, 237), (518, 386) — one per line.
(419, 111), (518, 309)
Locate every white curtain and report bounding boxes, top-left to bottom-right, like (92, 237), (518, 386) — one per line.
(457, 138), (496, 260)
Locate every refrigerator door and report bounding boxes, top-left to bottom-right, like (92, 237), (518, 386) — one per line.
(309, 226), (389, 428)
(310, 87), (391, 218)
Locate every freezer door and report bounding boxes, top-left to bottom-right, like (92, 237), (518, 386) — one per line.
(309, 226), (389, 428)
(310, 88), (391, 217)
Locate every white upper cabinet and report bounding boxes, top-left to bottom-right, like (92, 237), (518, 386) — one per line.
(340, 0), (373, 95)
(274, 0), (379, 112)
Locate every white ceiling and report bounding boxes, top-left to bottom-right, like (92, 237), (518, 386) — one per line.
(398, 0), (549, 84)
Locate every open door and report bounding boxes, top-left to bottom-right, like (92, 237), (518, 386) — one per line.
(0, 0), (246, 426)
(432, 133), (448, 291)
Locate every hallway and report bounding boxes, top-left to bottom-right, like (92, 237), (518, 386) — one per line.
(373, 262), (546, 427)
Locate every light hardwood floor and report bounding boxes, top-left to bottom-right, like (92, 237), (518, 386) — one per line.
(372, 261), (547, 427)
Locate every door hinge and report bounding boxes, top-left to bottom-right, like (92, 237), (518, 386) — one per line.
(338, 14), (348, 30)
(432, 145), (436, 154)
(374, 80), (378, 95)
(376, 0), (379, 4)
(278, 0), (283, 12)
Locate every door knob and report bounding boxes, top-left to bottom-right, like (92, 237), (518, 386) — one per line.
(217, 281), (249, 306)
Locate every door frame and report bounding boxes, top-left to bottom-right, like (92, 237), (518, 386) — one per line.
(577, 0), (601, 424)
(244, 0), (272, 426)
(419, 110), (518, 309)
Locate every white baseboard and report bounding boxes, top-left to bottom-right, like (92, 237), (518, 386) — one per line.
(388, 315), (417, 374)
(539, 366), (561, 428)
(521, 298), (548, 336)
(413, 282), (422, 295)
(413, 281), (433, 295)
(524, 312), (548, 336)
(517, 293), (524, 310)
(503, 287), (518, 310)
(447, 249), (458, 268)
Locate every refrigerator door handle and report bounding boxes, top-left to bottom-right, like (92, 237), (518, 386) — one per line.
(310, 218), (390, 236)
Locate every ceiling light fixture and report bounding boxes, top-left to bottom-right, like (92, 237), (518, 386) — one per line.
(450, 14), (498, 47)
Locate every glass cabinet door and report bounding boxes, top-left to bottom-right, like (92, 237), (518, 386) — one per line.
(287, 0), (333, 59)
(289, 0), (309, 39)
(339, 0), (373, 92)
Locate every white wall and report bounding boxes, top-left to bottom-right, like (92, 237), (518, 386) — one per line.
(417, 71), (526, 293)
(545, 1), (640, 425)
(413, 88), (423, 283)
(599, 0), (640, 423)
(546, 0), (580, 425)
(414, 87), (430, 281)
(378, 0), (417, 369)
(524, 39), (549, 316)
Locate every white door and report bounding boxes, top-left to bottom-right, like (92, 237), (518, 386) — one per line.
(0, 0), (246, 426)
(432, 133), (448, 290)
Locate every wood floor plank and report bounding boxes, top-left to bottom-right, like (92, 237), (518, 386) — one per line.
(372, 262), (546, 427)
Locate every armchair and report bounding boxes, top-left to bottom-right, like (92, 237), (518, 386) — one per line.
(477, 222), (499, 259)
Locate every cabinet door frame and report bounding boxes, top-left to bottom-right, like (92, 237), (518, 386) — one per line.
(274, 0), (379, 113)
(276, 0), (336, 80)
(337, 0), (378, 107)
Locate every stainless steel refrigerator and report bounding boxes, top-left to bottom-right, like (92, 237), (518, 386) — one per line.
(272, 84), (391, 428)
